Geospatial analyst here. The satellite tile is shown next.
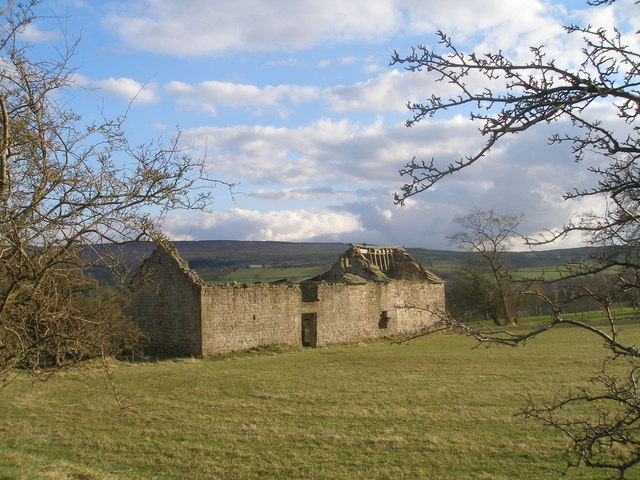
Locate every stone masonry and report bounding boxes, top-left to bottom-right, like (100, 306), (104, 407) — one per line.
(129, 242), (445, 356)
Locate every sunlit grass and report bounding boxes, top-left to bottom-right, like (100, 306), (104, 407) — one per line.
(512, 267), (569, 280)
(515, 306), (640, 326)
(2, 325), (640, 479)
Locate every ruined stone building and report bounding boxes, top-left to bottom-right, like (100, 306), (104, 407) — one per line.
(129, 242), (445, 356)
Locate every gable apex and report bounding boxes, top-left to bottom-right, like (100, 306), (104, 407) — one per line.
(307, 243), (443, 284)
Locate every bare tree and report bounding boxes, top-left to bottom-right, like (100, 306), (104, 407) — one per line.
(447, 208), (521, 325)
(0, 1), (229, 387)
(392, 0), (640, 477)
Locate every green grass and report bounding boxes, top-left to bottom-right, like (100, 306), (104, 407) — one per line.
(514, 307), (640, 326)
(511, 267), (569, 280)
(2, 326), (640, 479)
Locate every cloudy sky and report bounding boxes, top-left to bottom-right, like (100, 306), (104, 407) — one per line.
(28, 0), (639, 249)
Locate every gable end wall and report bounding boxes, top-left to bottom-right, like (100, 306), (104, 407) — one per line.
(129, 247), (203, 356)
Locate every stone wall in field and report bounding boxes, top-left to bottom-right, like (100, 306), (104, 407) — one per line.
(301, 281), (444, 346)
(302, 283), (386, 345)
(200, 283), (301, 355)
(130, 244), (446, 357)
(389, 282), (446, 334)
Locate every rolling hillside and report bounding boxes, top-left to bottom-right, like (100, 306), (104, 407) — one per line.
(88, 240), (601, 284)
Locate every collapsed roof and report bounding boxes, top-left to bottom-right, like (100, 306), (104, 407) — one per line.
(304, 243), (443, 285)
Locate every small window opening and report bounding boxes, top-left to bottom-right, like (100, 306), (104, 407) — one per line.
(301, 283), (319, 302)
(379, 311), (390, 329)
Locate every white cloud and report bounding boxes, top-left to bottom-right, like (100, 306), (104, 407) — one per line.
(401, 0), (567, 55)
(325, 69), (415, 113)
(340, 56), (357, 65)
(363, 63), (385, 74)
(164, 81), (194, 95)
(251, 187), (353, 201)
(19, 23), (60, 42)
(175, 113), (613, 249)
(401, 0), (540, 32)
(268, 58), (300, 66)
(377, 206), (393, 221)
(71, 73), (91, 88)
(161, 67), (459, 119)
(94, 77), (159, 104)
(103, 0), (589, 56)
(574, 0), (640, 62)
(165, 80), (320, 116)
(182, 117), (418, 186)
(323, 66), (499, 114)
(163, 207), (364, 242)
(180, 115), (559, 191)
(105, 0), (401, 55)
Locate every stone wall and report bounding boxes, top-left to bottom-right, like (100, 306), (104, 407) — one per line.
(388, 282), (445, 334)
(129, 246), (203, 356)
(200, 283), (301, 355)
(301, 282), (443, 346)
(303, 283), (385, 346)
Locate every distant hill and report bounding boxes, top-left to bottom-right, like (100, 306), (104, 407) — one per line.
(86, 240), (602, 284)
(175, 240), (349, 264)
(407, 246), (601, 277)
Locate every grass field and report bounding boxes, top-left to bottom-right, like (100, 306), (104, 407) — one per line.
(2, 323), (640, 480)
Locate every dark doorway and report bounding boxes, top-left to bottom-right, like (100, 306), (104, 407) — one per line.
(301, 313), (317, 347)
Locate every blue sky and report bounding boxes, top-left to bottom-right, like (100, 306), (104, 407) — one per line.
(26, 0), (639, 249)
